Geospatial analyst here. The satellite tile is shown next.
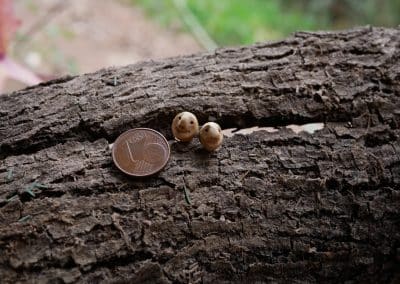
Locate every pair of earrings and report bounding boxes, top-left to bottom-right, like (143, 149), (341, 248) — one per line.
(171, 111), (223, 151)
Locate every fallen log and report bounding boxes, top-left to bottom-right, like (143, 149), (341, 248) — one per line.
(0, 26), (399, 283)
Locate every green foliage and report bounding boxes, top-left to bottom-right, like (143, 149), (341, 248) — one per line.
(132, 0), (399, 46)
(133, 0), (318, 45)
(185, 0), (317, 44)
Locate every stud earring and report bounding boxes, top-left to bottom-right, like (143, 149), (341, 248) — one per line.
(199, 122), (223, 151)
(171, 111), (199, 142)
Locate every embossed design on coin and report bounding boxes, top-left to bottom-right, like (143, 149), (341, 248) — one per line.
(112, 128), (170, 177)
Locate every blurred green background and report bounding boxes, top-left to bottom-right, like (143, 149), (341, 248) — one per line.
(133, 0), (400, 46)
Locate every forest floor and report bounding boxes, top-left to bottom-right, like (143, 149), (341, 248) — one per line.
(4, 0), (202, 92)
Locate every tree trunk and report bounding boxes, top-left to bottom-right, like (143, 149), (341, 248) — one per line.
(0, 27), (399, 283)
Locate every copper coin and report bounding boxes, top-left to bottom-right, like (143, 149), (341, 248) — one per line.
(112, 128), (170, 177)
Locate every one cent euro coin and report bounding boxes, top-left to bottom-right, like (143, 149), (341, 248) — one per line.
(112, 128), (170, 177)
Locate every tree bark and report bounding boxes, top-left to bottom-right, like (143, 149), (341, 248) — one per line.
(0, 27), (399, 283)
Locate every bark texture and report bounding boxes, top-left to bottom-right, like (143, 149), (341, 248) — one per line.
(0, 27), (400, 283)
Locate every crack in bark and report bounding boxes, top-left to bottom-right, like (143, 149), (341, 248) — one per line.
(1, 27), (399, 160)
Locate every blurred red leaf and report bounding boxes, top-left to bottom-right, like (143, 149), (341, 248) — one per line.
(0, 0), (41, 91)
(0, 0), (20, 57)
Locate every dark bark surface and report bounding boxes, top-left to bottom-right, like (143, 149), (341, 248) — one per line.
(0, 27), (399, 283)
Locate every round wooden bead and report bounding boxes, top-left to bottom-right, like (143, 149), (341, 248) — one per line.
(199, 122), (223, 151)
(171, 111), (199, 142)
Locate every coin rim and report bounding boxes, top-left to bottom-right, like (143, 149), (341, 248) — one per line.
(112, 128), (170, 177)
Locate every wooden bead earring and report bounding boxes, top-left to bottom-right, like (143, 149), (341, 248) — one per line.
(171, 111), (199, 142)
(199, 122), (223, 151)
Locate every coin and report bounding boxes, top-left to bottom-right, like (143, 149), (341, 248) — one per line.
(112, 128), (170, 177)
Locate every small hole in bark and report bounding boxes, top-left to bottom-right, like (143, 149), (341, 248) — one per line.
(20, 192), (34, 202)
(313, 93), (323, 103)
(76, 169), (85, 176)
(326, 178), (339, 190)
(63, 256), (76, 269)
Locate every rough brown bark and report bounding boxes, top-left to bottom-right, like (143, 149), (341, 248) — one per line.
(0, 27), (399, 283)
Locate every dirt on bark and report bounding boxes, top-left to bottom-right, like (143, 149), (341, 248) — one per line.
(0, 27), (400, 283)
